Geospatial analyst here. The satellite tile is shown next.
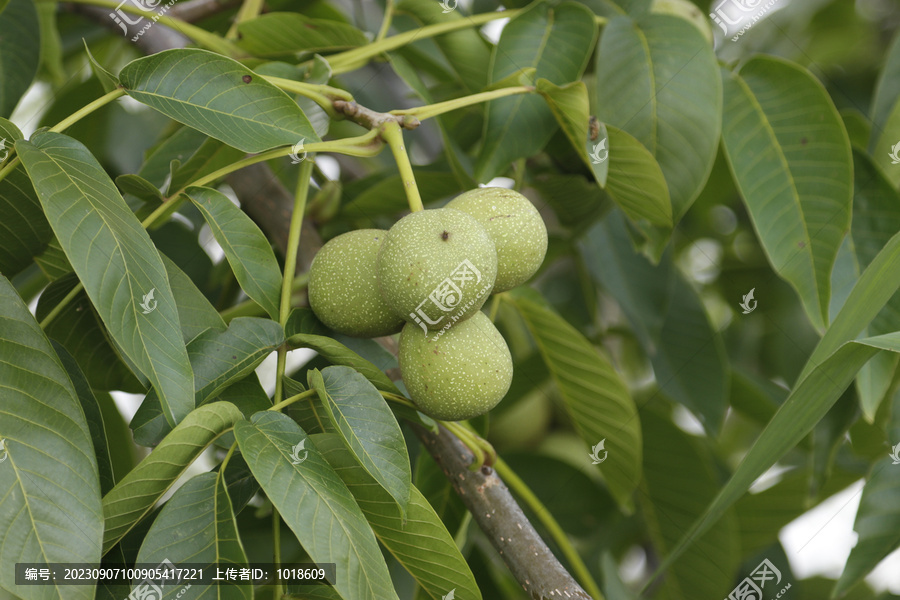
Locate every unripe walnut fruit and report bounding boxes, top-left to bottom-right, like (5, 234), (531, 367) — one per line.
(399, 311), (513, 421)
(446, 187), (547, 292)
(377, 208), (497, 330)
(308, 229), (405, 337)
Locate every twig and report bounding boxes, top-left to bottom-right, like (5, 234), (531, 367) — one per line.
(413, 423), (593, 600)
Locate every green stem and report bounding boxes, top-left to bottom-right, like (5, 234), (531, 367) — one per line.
(443, 421), (486, 470)
(40, 282), (84, 329)
(0, 88), (126, 186)
(263, 76), (353, 119)
(380, 390), (418, 410)
(269, 389), (317, 412)
(328, 9), (523, 73)
(375, 0), (394, 42)
(488, 294), (501, 322)
(274, 160), (315, 404)
(390, 86), (532, 121)
(226, 0), (264, 40)
(220, 274), (309, 323)
(66, 0), (243, 56)
(219, 441), (238, 475)
(494, 458), (605, 600)
(50, 89), (125, 132)
(272, 507), (282, 600)
(380, 121), (423, 212)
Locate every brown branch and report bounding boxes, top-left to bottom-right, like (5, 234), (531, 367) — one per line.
(168, 0), (239, 22)
(332, 100), (420, 131)
(414, 423), (592, 600)
(63, 3), (190, 54)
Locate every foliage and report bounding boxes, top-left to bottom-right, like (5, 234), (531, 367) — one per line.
(2, 1), (900, 600)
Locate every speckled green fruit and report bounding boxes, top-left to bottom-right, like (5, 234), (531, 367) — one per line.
(446, 187), (547, 292)
(378, 208), (497, 330)
(399, 312), (512, 421)
(308, 229), (405, 337)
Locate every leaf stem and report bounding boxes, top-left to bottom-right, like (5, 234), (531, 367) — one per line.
(226, 0), (264, 40)
(488, 294), (501, 322)
(390, 86), (533, 121)
(66, 0), (243, 56)
(39, 282), (85, 329)
(380, 121), (423, 212)
(50, 88), (126, 133)
(274, 159), (315, 404)
(375, 0), (394, 42)
(269, 389), (317, 412)
(493, 458), (605, 600)
(0, 88), (126, 186)
(327, 9), (523, 73)
(380, 390), (418, 409)
(263, 75), (353, 119)
(219, 441), (238, 474)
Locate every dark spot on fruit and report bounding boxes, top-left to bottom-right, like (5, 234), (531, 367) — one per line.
(441, 231), (450, 241)
(242, 75), (252, 83)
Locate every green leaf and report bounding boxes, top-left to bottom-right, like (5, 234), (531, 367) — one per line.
(582, 212), (728, 432)
(161, 253), (226, 343)
(510, 295), (641, 511)
(595, 14), (722, 220)
(0, 275), (103, 600)
(118, 49), (320, 153)
(283, 376), (336, 435)
(102, 401), (244, 554)
(414, 452), (467, 537)
(316, 434), (482, 600)
(0, 0), (39, 117)
(186, 186), (283, 320)
(236, 13), (367, 57)
(138, 126), (208, 189)
(720, 57), (853, 332)
(134, 472), (251, 600)
(869, 98), (900, 190)
(83, 41), (119, 93)
(869, 30), (900, 151)
(655, 331), (900, 580)
(17, 131), (194, 425)
(287, 337), (401, 398)
(603, 124), (673, 230)
(850, 149), (900, 420)
(639, 408), (739, 599)
(536, 78), (609, 185)
(36, 273), (144, 393)
(0, 117), (51, 277)
(132, 317), (283, 446)
(34, 236), (73, 280)
(309, 367), (412, 518)
(475, 1), (598, 181)
(341, 170), (463, 220)
(35, 0), (64, 87)
(53, 341), (117, 495)
(235, 411), (400, 600)
(115, 174), (164, 205)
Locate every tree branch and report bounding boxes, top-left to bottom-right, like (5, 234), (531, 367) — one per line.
(414, 423), (592, 600)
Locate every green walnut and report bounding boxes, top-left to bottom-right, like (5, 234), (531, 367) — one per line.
(377, 208), (497, 330)
(399, 311), (513, 421)
(446, 187), (547, 293)
(308, 229), (405, 337)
